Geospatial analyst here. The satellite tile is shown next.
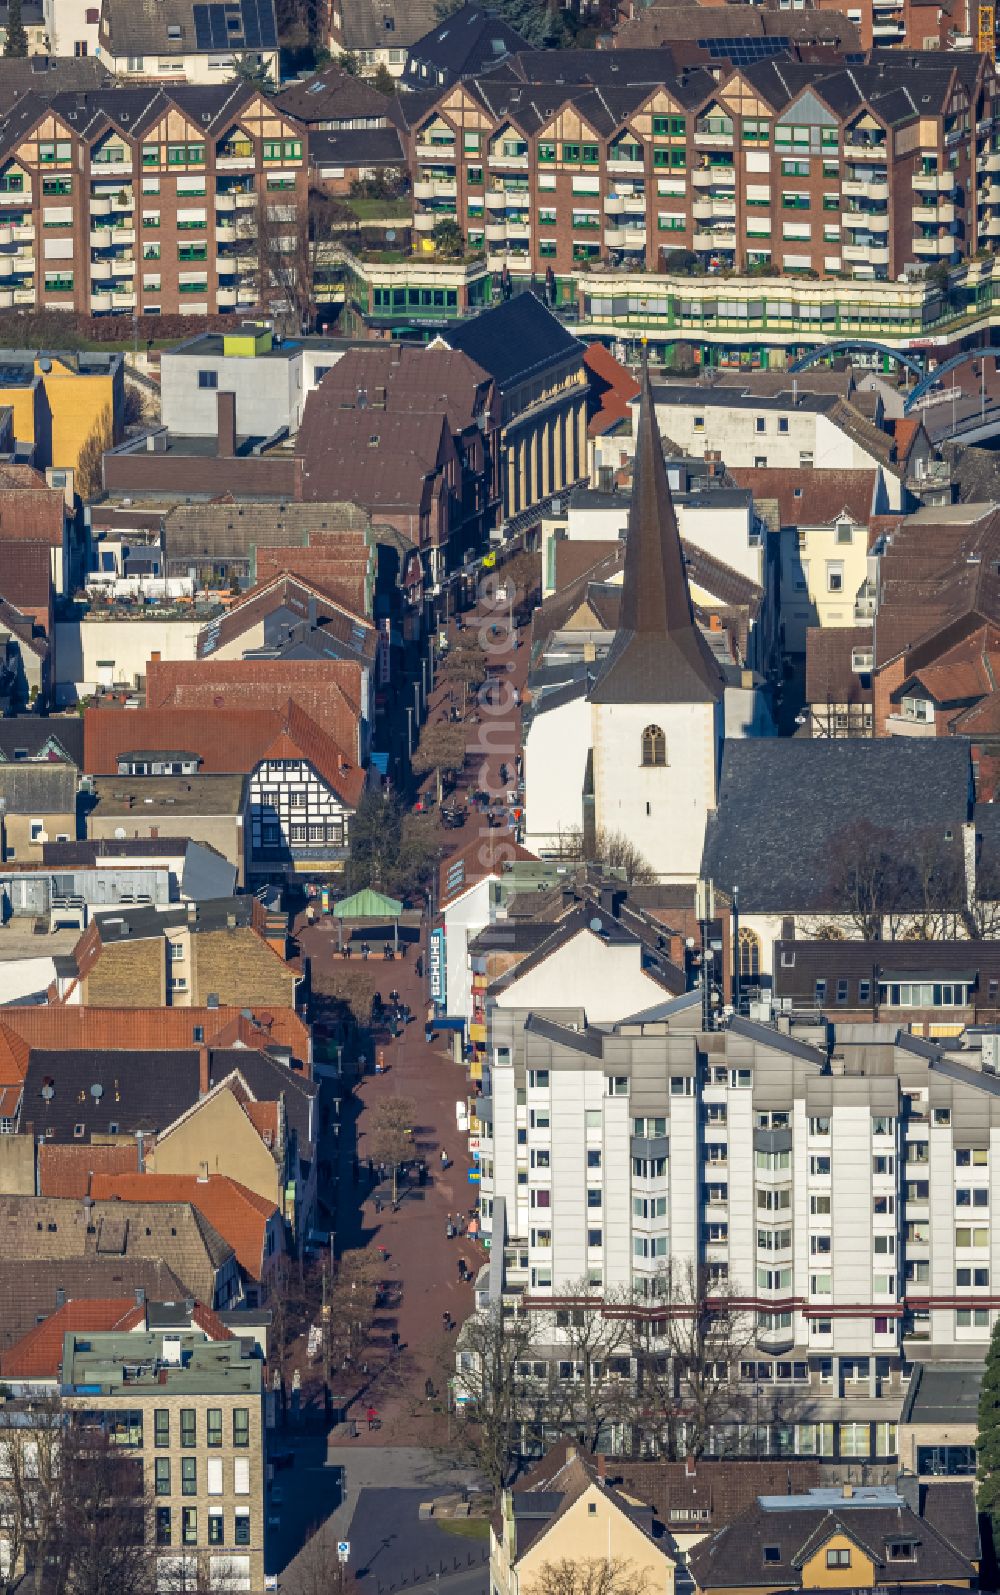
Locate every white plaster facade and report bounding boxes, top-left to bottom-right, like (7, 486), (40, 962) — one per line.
(523, 691), (591, 859)
(55, 617), (201, 702)
(591, 699), (722, 882)
(492, 927), (672, 1024)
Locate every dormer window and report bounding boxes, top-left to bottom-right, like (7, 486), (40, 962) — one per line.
(901, 695), (933, 724)
(764, 1547), (781, 1564)
(888, 1543), (915, 1561)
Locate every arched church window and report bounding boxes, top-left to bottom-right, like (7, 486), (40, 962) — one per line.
(738, 926), (761, 980)
(641, 725), (666, 767)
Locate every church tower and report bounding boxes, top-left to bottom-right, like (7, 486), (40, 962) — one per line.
(589, 363), (724, 881)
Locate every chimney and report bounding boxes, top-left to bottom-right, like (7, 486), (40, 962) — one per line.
(184, 1297), (195, 1316)
(842, 1482), (854, 1499)
(198, 1044), (211, 1098)
(186, 902), (198, 924)
(56, 1287), (66, 1308)
(135, 1286), (145, 1306)
(226, 911), (237, 930)
(216, 391), (237, 459)
(686, 1455), (697, 1478)
(565, 1444), (577, 1463)
(136, 1129), (145, 1173)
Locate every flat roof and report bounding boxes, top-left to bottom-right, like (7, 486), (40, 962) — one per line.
(90, 774), (247, 816)
(167, 332), (362, 361)
(63, 1329), (261, 1395)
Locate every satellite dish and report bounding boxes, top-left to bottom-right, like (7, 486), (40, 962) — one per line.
(41, 1085), (54, 1101)
(91, 1083), (104, 1100)
(114, 826), (127, 840)
(386, 229), (396, 242)
(589, 917), (603, 933)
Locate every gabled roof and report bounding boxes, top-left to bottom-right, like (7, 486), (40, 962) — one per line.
(0, 539), (51, 612)
(439, 835), (537, 909)
(701, 739), (972, 913)
(434, 291), (584, 391)
(90, 1173), (277, 1281)
(0, 716), (83, 766)
(196, 570), (375, 666)
(0, 1002), (307, 1061)
(100, 0), (279, 60)
(146, 657), (363, 762)
(83, 700), (365, 808)
(730, 466), (877, 529)
(39, 1140), (140, 1198)
(590, 364), (723, 707)
(404, 4), (531, 87)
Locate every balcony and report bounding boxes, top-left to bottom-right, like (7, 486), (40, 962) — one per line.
(413, 177), (456, 199)
(694, 228), (737, 250)
(604, 194), (624, 215)
(604, 225), (626, 247)
(913, 170), (954, 192)
(0, 286), (12, 308)
(606, 157), (644, 174)
(692, 166), (735, 188)
(985, 215), (1000, 238)
(844, 242), (891, 265)
(506, 219), (530, 240)
(12, 286), (34, 305)
(217, 285), (238, 306)
(913, 235), (953, 255)
(485, 189), (507, 211)
(111, 290), (136, 308)
(90, 260), (113, 281)
(484, 221), (506, 242)
(234, 192), (257, 209)
(413, 213), (435, 233)
(692, 197), (713, 219)
(694, 130), (735, 148)
(623, 195), (646, 215)
(487, 152), (528, 170)
(215, 223), (235, 243)
(215, 193), (237, 214)
(978, 149), (1000, 174)
(843, 177), (889, 201)
(217, 145), (255, 171)
(12, 222), (33, 242)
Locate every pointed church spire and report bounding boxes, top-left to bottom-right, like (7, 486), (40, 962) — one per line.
(590, 359), (724, 705)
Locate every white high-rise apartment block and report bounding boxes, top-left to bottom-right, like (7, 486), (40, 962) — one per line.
(474, 996), (995, 1467)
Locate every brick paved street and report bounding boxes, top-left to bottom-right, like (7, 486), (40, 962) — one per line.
(293, 569), (533, 1453)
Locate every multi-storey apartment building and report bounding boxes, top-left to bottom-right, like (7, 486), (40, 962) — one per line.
(60, 1323), (267, 1593)
(473, 995), (1000, 1465)
(0, 83), (307, 316)
(406, 49), (999, 294)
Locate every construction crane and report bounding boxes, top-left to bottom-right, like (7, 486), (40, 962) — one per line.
(978, 1), (995, 60)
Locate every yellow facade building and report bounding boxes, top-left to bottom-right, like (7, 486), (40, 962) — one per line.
(0, 350), (124, 475)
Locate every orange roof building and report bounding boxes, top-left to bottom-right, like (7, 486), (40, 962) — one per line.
(90, 1173), (281, 1285)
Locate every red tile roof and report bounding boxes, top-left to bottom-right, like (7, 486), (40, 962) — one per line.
(145, 658), (363, 760)
(0, 539), (51, 611)
(0, 477), (66, 544)
(0, 1005), (309, 1063)
(729, 467), (877, 529)
(583, 342), (641, 438)
(90, 1173), (278, 1280)
(1, 1295), (231, 1380)
(439, 835), (537, 909)
(252, 549), (369, 613)
(83, 700), (365, 808)
(38, 1141), (141, 1198)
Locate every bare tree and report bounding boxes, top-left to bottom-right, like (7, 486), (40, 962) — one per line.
(526, 1558), (655, 1595)
(824, 821), (911, 940)
(411, 722), (467, 802)
(551, 826), (656, 884)
(249, 186), (351, 334)
(76, 405), (113, 500)
(0, 1398), (65, 1595)
(545, 1281), (635, 1455)
(50, 1417), (153, 1595)
(629, 1259), (754, 1459)
(456, 1301), (540, 1493)
(365, 1096), (416, 1202)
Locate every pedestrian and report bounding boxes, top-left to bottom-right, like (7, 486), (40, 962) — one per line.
(366, 1405), (378, 1431)
(457, 1258), (467, 1282)
(442, 1310), (452, 1332)
(377, 1244), (387, 1263)
(457, 1214), (465, 1236)
(390, 988), (400, 1006)
(446, 1212), (453, 1234)
(374, 1195), (382, 1214)
(362, 941), (370, 960)
(306, 903), (316, 926)
(425, 1377), (435, 1401)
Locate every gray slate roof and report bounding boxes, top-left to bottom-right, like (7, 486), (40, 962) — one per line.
(439, 291), (583, 391)
(701, 739), (972, 913)
(0, 761), (77, 814)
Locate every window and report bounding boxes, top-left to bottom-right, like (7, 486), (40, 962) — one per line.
(233, 1409), (250, 1447)
(827, 1550), (851, 1567)
(156, 1508), (171, 1547)
(180, 1410), (196, 1448)
(207, 1409), (222, 1448)
(155, 1410), (170, 1448)
(641, 724), (666, 767)
(738, 927), (760, 979)
(207, 1457), (223, 1496)
(182, 1508), (197, 1547)
(181, 1458), (196, 1496)
(208, 1511), (224, 1546)
(234, 1510), (250, 1545)
(198, 370), (218, 389)
(827, 562), (844, 593)
(957, 1148), (988, 1166)
(234, 1459), (250, 1496)
(607, 1077), (629, 1097)
(155, 1459), (170, 1496)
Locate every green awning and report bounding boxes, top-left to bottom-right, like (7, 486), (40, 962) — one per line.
(332, 888), (403, 919)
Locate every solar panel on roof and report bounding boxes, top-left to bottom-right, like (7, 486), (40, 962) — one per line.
(698, 35), (789, 59)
